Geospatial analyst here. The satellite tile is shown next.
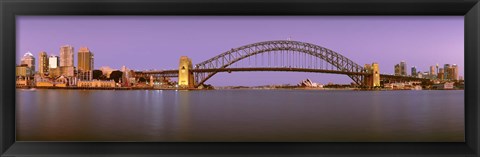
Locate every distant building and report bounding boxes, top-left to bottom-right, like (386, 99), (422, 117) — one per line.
(60, 45), (74, 67)
(430, 65), (436, 77)
(451, 64), (459, 80)
(100, 66), (115, 78)
(38, 51), (48, 75)
(394, 64), (401, 76)
(411, 66), (417, 77)
(77, 80), (116, 88)
(444, 64), (451, 80)
(78, 47), (94, 81)
(20, 51), (35, 74)
(298, 78), (323, 88)
(438, 68), (445, 80)
(49, 55), (59, 69)
(16, 64), (32, 77)
(400, 61), (407, 76)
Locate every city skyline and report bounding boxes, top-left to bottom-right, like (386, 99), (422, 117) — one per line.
(17, 16), (464, 86)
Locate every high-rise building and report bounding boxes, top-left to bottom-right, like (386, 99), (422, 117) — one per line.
(38, 51), (49, 75)
(77, 47), (94, 72)
(452, 64), (459, 80)
(394, 64), (401, 76)
(411, 66), (417, 77)
(400, 61), (407, 76)
(438, 68), (445, 80)
(20, 51), (35, 74)
(60, 45), (74, 67)
(77, 47), (94, 81)
(49, 55), (59, 69)
(444, 64), (451, 80)
(430, 66), (436, 76)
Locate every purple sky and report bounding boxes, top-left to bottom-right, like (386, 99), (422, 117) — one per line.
(17, 16), (464, 86)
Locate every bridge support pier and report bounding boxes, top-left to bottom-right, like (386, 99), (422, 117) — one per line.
(178, 56), (195, 88)
(364, 62), (380, 88)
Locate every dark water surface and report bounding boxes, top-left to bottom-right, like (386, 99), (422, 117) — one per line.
(16, 89), (464, 142)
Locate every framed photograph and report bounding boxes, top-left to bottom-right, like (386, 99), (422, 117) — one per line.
(1, 0), (479, 156)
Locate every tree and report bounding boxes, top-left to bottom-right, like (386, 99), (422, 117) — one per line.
(138, 77), (147, 83)
(109, 70), (123, 83)
(92, 70), (103, 80)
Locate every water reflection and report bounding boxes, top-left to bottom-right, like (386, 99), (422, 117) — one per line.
(16, 89), (464, 142)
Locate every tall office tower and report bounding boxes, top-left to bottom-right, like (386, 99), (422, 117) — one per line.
(436, 64), (439, 75)
(77, 47), (94, 72)
(400, 61), (407, 76)
(411, 66), (417, 77)
(20, 51), (35, 74)
(444, 64), (451, 80)
(452, 64), (459, 80)
(38, 51), (49, 75)
(438, 68), (445, 80)
(60, 45), (74, 67)
(430, 66), (436, 76)
(48, 55), (59, 69)
(394, 64), (401, 76)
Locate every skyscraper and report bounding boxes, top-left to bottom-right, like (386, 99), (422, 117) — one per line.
(411, 66), (417, 77)
(77, 47), (94, 72)
(444, 64), (451, 80)
(400, 61), (407, 76)
(38, 51), (48, 75)
(438, 68), (445, 80)
(394, 64), (400, 76)
(48, 55), (59, 69)
(451, 64), (459, 80)
(60, 45), (74, 67)
(20, 51), (35, 74)
(430, 66), (436, 76)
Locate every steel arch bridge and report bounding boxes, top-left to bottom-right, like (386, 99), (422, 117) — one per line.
(193, 40), (366, 87)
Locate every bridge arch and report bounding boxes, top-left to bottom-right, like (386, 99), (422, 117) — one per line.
(194, 40), (365, 87)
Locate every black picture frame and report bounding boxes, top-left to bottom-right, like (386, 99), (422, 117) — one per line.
(1, 0), (479, 156)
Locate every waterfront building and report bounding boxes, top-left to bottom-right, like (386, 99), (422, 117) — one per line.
(49, 55), (59, 69)
(16, 64), (32, 77)
(400, 61), (407, 76)
(38, 51), (49, 75)
(20, 51), (35, 74)
(77, 80), (116, 88)
(60, 45), (74, 67)
(411, 66), (417, 77)
(417, 71), (423, 78)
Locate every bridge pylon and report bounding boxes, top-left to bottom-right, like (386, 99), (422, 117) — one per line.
(364, 62), (380, 88)
(178, 56), (195, 88)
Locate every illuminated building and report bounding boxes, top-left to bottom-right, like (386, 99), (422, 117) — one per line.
(38, 51), (49, 75)
(178, 56), (195, 88)
(364, 62), (380, 87)
(60, 45), (74, 67)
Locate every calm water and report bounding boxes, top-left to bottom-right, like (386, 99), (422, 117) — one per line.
(16, 89), (464, 142)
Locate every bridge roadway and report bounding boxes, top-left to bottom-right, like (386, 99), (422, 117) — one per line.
(134, 67), (430, 82)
